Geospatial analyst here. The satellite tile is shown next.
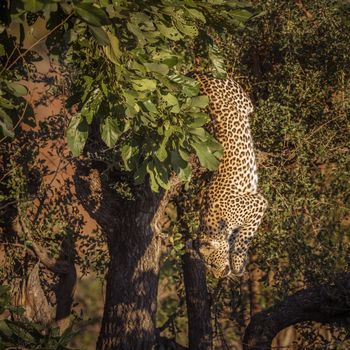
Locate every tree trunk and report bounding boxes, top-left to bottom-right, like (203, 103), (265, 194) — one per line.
(74, 164), (162, 350)
(182, 248), (213, 350)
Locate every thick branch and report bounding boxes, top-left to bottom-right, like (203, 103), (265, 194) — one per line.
(243, 273), (350, 350)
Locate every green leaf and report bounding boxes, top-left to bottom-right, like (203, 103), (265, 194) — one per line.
(156, 22), (183, 41)
(189, 112), (210, 127)
(191, 141), (220, 171)
(152, 50), (179, 67)
(186, 8), (206, 22)
(121, 143), (139, 170)
(206, 137), (223, 157)
(81, 89), (102, 124)
(75, 3), (111, 27)
(146, 162), (159, 192)
(0, 320), (12, 338)
(0, 96), (14, 110)
(89, 25), (109, 46)
(162, 93), (180, 113)
(170, 151), (187, 172)
(153, 160), (170, 189)
(179, 147), (190, 161)
(0, 121), (14, 138)
(230, 9), (253, 22)
(190, 95), (209, 108)
(189, 127), (207, 141)
(174, 21), (198, 37)
(66, 113), (89, 156)
(156, 131), (172, 162)
(132, 79), (157, 91)
(7, 82), (28, 97)
(143, 63), (169, 75)
(143, 100), (158, 113)
(168, 74), (200, 96)
(0, 108), (14, 138)
(7, 322), (36, 344)
(107, 31), (122, 59)
(23, 0), (44, 12)
(0, 44), (5, 56)
(209, 45), (227, 79)
(162, 56), (178, 67)
(100, 116), (121, 148)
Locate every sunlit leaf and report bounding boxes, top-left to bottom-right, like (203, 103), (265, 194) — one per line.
(66, 113), (89, 156)
(190, 95), (209, 108)
(168, 74), (200, 96)
(189, 112), (210, 127)
(121, 143), (139, 170)
(174, 21), (198, 37)
(186, 8), (206, 22)
(7, 82), (28, 97)
(146, 162), (159, 192)
(107, 31), (122, 58)
(100, 116), (121, 148)
(143, 62), (169, 75)
(156, 22), (183, 41)
(143, 100), (158, 113)
(23, 0), (44, 12)
(209, 44), (227, 79)
(230, 9), (253, 22)
(191, 141), (220, 171)
(132, 79), (157, 91)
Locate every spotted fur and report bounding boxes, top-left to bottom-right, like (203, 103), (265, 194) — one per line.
(194, 74), (268, 278)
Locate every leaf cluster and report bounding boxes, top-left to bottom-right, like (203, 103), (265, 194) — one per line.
(1, 0), (256, 191)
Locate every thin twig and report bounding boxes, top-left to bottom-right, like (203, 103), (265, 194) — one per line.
(5, 13), (73, 72)
(0, 46), (17, 76)
(18, 215), (69, 274)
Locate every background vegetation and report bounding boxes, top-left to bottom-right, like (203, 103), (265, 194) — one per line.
(0, 0), (349, 349)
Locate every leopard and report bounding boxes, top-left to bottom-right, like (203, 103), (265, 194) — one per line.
(192, 73), (268, 279)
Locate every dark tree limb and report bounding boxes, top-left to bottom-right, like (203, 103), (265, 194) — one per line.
(182, 248), (213, 350)
(175, 160), (213, 350)
(243, 273), (350, 350)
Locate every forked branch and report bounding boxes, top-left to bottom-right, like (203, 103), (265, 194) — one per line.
(243, 273), (350, 350)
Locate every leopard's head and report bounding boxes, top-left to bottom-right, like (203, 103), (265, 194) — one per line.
(196, 236), (230, 278)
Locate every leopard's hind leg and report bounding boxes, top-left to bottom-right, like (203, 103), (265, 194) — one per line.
(227, 193), (267, 275)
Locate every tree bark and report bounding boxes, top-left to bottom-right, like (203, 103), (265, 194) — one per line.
(248, 254), (262, 317)
(182, 248), (213, 350)
(243, 273), (350, 350)
(74, 164), (162, 350)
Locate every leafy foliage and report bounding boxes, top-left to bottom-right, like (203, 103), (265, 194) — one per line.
(1, 0), (257, 191)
